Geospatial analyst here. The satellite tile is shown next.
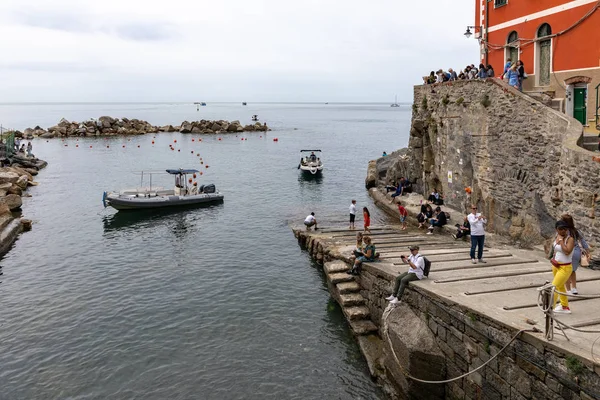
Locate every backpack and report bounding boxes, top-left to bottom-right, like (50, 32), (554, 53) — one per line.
(445, 212), (451, 220)
(419, 256), (431, 278)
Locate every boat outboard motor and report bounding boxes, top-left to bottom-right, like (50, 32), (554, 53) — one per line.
(199, 184), (205, 193)
(203, 184), (216, 194)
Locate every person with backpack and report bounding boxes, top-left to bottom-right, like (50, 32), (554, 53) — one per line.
(386, 245), (428, 305)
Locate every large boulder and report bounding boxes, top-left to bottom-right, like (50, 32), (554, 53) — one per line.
(58, 118), (71, 127)
(227, 124), (239, 132)
(40, 131), (55, 138)
(191, 126), (202, 133)
(0, 194), (22, 211)
(8, 166), (33, 181)
(211, 123), (221, 132)
(180, 121), (193, 133)
(16, 176), (29, 190)
(99, 116), (115, 128)
(0, 172), (20, 185)
(7, 184), (22, 196)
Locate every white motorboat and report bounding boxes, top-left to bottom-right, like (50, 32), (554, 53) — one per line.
(298, 150), (323, 175)
(103, 169), (224, 211)
(390, 95), (400, 107)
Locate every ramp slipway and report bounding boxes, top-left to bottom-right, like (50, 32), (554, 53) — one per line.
(300, 223), (600, 363)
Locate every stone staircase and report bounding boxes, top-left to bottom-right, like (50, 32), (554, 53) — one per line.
(524, 90), (563, 113)
(581, 133), (598, 151)
(324, 261), (379, 336)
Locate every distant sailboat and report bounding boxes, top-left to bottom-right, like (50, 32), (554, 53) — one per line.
(390, 95), (400, 108)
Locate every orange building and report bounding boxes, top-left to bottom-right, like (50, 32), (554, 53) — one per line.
(474, 0), (600, 126)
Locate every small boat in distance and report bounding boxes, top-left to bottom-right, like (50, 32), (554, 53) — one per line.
(103, 169), (224, 211)
(390, 95), (400, 107)
(298, 150), (323, 176)
(201, 102), (207, 106)
(242, 102), (247, 106)
(251, 114), (259, 121)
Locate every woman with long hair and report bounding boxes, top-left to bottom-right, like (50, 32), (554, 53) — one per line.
(550, 220), (575, 313)
(516, 60), (525, 91)
(363, 207), (371, 233)
(561, 214), (590, 294)
(347, 236), (375, 276)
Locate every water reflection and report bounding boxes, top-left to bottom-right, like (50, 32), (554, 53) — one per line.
(297, 173), (323, 184)
(102, 202), (224, 234)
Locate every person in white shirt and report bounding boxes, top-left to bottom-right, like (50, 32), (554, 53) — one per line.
(304, 212), (318, 231)
(349, 200), (357, 230)
(467, 205), (487, 264)
(386, 245), (425, 304)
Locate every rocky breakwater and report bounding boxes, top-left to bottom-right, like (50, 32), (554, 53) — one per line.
(177, 119), (267, 134)
(17, 117), (269, 139)
(0, 154), (47, 256)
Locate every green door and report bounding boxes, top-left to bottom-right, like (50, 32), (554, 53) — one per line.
(573, 88), (587, 125)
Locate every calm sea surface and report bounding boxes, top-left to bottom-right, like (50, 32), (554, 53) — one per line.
(0, 103), (411, 399)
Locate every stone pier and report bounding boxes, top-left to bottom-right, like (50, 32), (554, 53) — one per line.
(292, 222), (600, 400)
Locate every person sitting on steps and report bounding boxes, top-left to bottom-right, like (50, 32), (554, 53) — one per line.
(427, 206), (447, 234)
(390, 178), (406, 201)
(386, 245), (424, 304)
(452, 216), (470, 240)
(353, 232), (364, 258)
(304, 212), (318, 231)
(347, 236), (375, 275)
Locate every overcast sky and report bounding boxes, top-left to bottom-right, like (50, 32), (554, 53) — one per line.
(0, 0), (477, 102)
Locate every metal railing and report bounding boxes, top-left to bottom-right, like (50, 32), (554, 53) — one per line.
(0, 124), (15, 159)
(596, 83), (600, 129)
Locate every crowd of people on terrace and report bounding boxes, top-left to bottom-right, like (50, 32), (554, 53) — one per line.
(423, 58), (527, 91)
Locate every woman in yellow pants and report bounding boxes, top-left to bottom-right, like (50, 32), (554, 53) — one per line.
(550, 220), (575, 313)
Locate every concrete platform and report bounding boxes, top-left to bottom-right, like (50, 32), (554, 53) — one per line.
(294, 222), (600, 365)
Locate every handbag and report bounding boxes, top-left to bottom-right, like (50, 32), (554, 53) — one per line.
(581, 253), (591, 267)
(547, 236), (556, 260)
(578, 238), (591, 267)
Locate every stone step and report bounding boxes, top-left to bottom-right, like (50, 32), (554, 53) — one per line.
(343, 305), (370, 321)
(350, 320), (379, 336)
(340, 293), (366, 307)
(324, 261), (349, 274)
(357, 335), (386, 377)
(337, 281), (361, 294)
(328, 272), (354, 284)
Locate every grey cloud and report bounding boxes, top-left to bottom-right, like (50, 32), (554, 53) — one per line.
(15, 8), (91, 33)
(13, 9), (177, 41)
(113, 23), (177, 41)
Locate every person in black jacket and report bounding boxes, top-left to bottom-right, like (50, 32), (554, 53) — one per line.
(453, 216), (470, 240)
(427, 206), (447, 234)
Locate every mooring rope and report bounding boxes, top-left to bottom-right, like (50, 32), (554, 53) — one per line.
(537, 284), (600, 335)
(381, 304), (538, 384)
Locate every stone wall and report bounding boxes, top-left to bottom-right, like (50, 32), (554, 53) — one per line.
(358, 262), (600, 400)
(383, 79), (600, 249)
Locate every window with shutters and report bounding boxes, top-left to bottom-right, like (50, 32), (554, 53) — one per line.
(537, 24), (552, 86)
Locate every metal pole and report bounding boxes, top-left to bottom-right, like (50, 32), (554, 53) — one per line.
(484, 0), (489, 65)
(596, 83), (599, 127)
(542, 281), (553, 341)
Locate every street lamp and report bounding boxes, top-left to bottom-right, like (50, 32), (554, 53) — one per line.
(464, 26), (482, 39)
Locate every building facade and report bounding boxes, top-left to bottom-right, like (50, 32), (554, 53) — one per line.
(474, 0), (600, 126)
